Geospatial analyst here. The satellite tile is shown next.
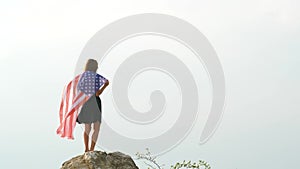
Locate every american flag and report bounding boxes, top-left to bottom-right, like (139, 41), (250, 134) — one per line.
(56, 72), (107, 139)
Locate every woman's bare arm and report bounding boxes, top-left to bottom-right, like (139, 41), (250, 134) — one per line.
(96, 80), (109, 96)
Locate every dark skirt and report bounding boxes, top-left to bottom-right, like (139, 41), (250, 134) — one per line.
(76, 94), (102, 124)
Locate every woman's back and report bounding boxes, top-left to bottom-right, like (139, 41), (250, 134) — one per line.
(77, 71), (107, 96)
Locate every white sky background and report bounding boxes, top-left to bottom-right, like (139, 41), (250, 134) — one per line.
(0, 0), (299, 168)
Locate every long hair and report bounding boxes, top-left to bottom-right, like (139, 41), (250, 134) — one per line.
(84, 59), (98, 72)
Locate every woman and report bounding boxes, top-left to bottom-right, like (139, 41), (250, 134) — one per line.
(76, 59), (109, 152)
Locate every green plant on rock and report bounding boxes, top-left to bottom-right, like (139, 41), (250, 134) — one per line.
(135, 148), (165, 169)
(135, 148), (211, 169)
(170, 160), (211, 169)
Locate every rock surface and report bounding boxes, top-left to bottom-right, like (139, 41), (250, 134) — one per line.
(60, 151), (139, 169)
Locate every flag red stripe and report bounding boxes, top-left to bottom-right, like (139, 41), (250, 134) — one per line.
(56, 73), (92, 140)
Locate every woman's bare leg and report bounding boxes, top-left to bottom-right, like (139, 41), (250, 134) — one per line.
(84, 123), (91, 152)
(90, 121), (100, 151)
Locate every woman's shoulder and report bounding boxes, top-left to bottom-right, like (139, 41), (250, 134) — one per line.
(83, 70), (97, 75)
(96, 73), (107, 80)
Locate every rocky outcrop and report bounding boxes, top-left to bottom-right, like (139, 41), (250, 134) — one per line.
(60, 151), (139, 169)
